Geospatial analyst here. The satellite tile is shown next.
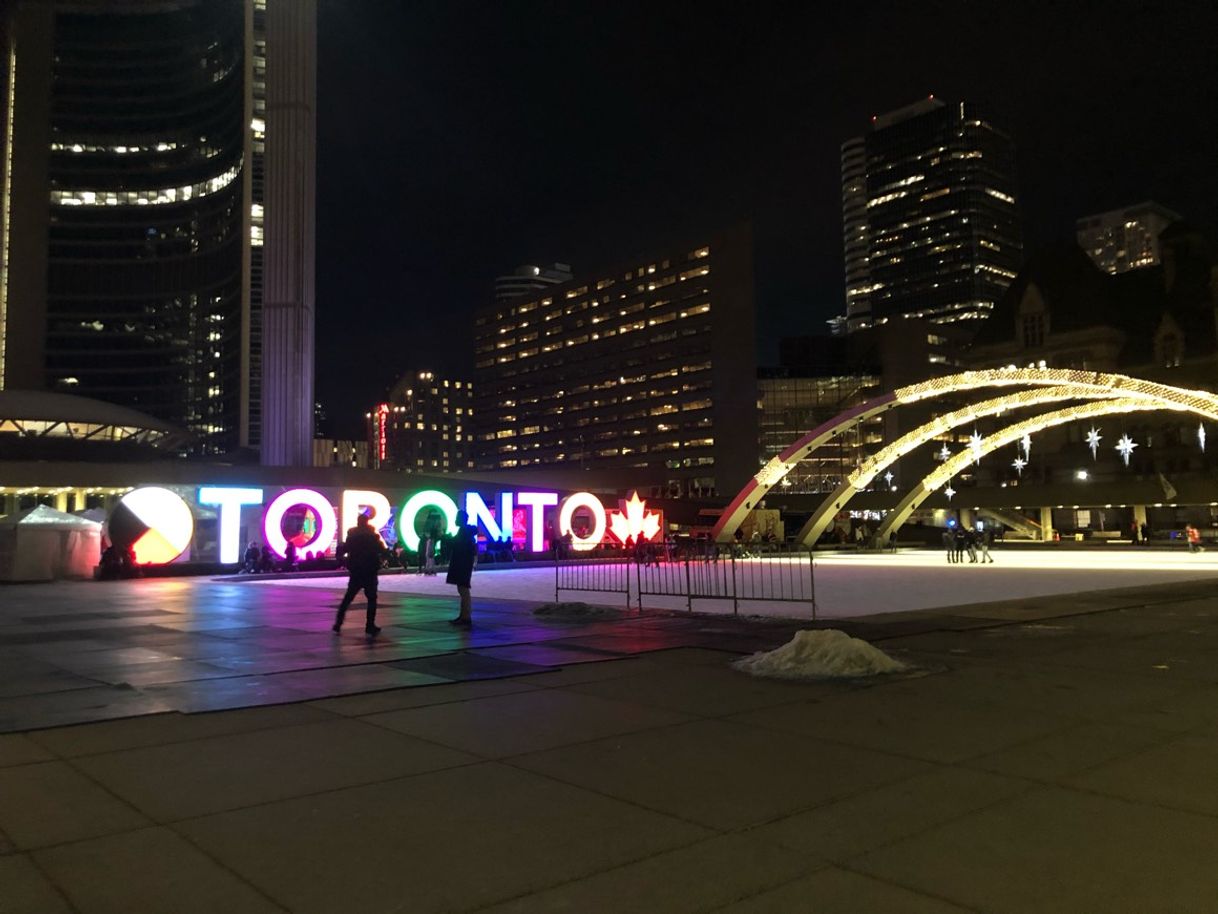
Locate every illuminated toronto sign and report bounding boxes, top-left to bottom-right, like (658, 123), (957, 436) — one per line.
(112, 485), (664, 565)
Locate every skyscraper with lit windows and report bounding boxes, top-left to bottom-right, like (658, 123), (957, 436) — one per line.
(368, 370), (475, 472)
(1076, 202), (1181, 275)
(0, 0), (315, 462)
(472, 226), (758, 497)
(841, 97), (1022, 332)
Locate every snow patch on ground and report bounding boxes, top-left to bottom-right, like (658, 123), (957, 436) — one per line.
(533, 601), (624, 619)
(733, 629), (907, 680)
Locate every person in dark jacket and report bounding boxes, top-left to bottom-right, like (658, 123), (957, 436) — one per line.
(446, 510), (477, 627)
(333, 513), (386, 636)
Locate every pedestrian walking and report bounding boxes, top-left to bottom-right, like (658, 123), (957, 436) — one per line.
(1186, 523), (1204, 554)
(333, 513), (386, 636)
(447, 509), (477, 627)
(980, 527), (994, 563)
(965, 528), (978, 563)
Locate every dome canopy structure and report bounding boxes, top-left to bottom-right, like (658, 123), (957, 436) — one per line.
(0, 390), (190, 459)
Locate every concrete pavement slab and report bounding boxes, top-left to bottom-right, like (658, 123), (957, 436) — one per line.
(33, 826), (284, 914)
(730, 685), (1078, 764)
(559, 661), (837, 718)
(1107, 682), (1218, 734)
(472, 832), (819, 914)
(851, 785), (1218, 913)
(307, 676), (541, 716)
(964, 720), (1174, 782)
(710, 866), (974, 914)
(1064, 734), (1218, 817)
(27, 703), (336, 758)
(0, 760), (150, 849)
(0, 732), (55, 767)
(0, 853), (74, 914)
(73, 717), (477, 821)
(511, 717), (930, 830)
(743, 765), (1030, 861)
(177, 761), (710, 914)
(364, 687), (694, 758)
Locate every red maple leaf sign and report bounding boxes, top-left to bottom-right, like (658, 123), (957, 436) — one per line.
(608, 491), (662, 543)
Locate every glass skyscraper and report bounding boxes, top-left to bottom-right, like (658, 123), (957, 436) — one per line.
(841, 98), (1022, 332)
(0, 0), (315, 463)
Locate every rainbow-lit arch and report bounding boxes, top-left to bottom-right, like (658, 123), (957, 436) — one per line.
(873, 397), (1218, 541)
(715, 368), (1218, 544)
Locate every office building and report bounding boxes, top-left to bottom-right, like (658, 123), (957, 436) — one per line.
(493, 263), (573, 304)
(764, 319), (965, 493)
(369, 370), (475, 472)
(841, 97), (1022, 331)
(312, 438), (370, 469)
(1076, 202), (1181, 274)
(0, 0), (315, 463)
(473, 226), (757, 497)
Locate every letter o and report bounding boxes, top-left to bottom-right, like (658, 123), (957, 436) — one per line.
(397, 490), (460, 551)
(558, 492), (607, 552)
(263, 488), (338, 559)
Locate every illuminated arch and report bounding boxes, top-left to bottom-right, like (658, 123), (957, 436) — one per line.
(794, 385), (1168, 546)
(715, 368), (1218, 543)
(873, 397), (1218, 541)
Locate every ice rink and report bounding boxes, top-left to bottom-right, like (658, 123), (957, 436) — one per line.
(264, 547), (1218, 620)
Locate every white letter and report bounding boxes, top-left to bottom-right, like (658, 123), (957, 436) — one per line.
(514, 491), (558, 553)
(198, 487), (263, 563)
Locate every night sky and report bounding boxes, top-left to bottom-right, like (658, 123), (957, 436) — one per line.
(315, 0), (1217, 438)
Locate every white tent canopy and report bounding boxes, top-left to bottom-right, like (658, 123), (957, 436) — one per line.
(0, 505), (102, 582)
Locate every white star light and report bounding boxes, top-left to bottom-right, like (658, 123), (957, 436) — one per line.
(944, 483), (956, 501)
(1085, 426), (1102, 460)
(937, 444), (951, 461)
(883, 470), (895, 487)
(1115, 433), (1138, 467)
(1021, 433), (1032, 459)
(1012, 455), (1027, 476)
(1199, 423), (1207, 453)
(968, 430), (984, 465)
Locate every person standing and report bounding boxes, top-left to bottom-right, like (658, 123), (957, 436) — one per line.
(333, 513), (385, 636)
(447, 510), (477, 627)
(241, 541), (260, 573)
(980, 527), (994, 563)
(942, 528), (955, 563)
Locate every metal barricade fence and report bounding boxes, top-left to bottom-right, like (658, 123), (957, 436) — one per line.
(554, 556), (633, 609)
(555, 544), (816, 618)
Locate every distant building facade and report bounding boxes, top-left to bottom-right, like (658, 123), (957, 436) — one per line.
(473, 226), (757, 497)
(312, 438), (370, 469)
(1076, 201), (1181, 275)
(0, 0), (316, 463)
(369, 370), (474, 472)
(841, 97), (1022, 331)
(966, 224), (1218, 492)
(493, 263), (573, 304)
(764, 320), (966, 493)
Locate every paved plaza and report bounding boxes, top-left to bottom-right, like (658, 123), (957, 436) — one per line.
(3, 550), (1218, 911)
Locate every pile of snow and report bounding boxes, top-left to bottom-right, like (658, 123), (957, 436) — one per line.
(533, 601), (624, 619)
(732, 629), (907, 680)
